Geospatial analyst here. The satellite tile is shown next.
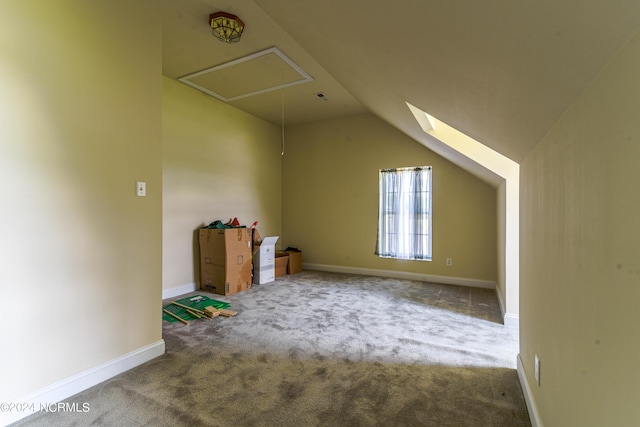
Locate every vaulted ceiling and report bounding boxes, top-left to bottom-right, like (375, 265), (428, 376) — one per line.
(163, 0), (640, 181)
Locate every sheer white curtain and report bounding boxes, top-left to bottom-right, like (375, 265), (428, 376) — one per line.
(376, 166), (432, 261)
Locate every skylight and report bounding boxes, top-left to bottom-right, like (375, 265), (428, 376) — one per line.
(406, 102), (435, 132)
(405, 102), (517, 180)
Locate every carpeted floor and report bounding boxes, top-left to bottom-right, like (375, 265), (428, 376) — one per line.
(12, 271), (530, 426)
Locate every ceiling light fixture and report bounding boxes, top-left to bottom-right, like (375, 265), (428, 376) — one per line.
(209, 12), (244, 43)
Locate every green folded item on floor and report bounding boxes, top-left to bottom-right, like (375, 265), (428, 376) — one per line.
(162, 295), (231, 323)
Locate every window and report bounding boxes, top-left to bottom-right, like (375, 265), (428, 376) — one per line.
(376, 166), (432, 261)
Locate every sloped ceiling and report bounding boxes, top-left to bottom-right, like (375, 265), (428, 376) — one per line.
(163, 0), (640, 179)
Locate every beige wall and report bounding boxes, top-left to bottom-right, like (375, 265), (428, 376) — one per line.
(282, 114), (497, 281)
(162, 77), (282, 292)
(520, 30), (640, 426)
(0, 0), (162, 403)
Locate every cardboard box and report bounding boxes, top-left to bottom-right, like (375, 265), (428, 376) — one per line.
(275, 252), (289, 278)
(199, 228), (252, 296)
(285, 249), (303, 274)
(253, 236), (278, 284)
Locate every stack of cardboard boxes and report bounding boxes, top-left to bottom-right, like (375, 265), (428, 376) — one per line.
(199, 227), (302, 296)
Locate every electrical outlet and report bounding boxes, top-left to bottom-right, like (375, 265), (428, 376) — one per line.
(534, 354), (541, 386)
(446, 258), (453, 267)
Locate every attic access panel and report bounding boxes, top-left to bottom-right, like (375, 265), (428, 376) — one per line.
(178, 47), (314, 102)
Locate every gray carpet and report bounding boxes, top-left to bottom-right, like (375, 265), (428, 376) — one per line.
(12, 271), (530, 426)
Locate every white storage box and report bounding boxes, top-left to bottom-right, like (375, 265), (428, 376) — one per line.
(253, 236), (278, 284)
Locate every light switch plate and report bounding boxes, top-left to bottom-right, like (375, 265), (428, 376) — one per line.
(136, 181), (146, 197)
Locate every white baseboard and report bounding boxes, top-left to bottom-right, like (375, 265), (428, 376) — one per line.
(303, 263), (496, 289)
(496, 286), (506, 317)
(1, 340), (165, 427)
(517, 353), (543, 427)
(162, 282), (197, 300)
(495, 287), (519, 329)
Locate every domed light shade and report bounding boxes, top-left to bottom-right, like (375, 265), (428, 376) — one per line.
(210, 12), (244, 43)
